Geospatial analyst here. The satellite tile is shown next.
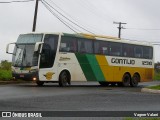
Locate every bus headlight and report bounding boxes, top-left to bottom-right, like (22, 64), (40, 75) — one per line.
(33, 77), (37, 81)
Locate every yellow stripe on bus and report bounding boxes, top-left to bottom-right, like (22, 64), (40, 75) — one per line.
(96, 55), (154, 82)
(95, 55), (114, 82)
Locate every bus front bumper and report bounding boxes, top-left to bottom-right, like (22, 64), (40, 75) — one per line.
(12, 72), (39, 81)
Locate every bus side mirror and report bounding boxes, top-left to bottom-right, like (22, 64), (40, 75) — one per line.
(6, 43), (16, 54)
(34, 42), (44, 52)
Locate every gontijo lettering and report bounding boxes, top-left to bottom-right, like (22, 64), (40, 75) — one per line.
(111, 58), (135, 65)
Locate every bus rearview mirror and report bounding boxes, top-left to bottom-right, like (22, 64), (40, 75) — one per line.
(6, 43), (16, 54)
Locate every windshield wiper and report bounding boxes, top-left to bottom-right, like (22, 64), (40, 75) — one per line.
(21, 48), (26, 66)
(14, 49), (23, 67)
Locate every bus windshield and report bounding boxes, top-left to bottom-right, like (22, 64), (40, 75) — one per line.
(12, 34), (43, 67)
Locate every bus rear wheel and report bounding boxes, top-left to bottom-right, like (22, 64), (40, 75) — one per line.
(130, 74), (139, 87)
(36, 81), (44, 86)
(59, 71), (70, 87)
(110, 82), (117, 86)
(122, 74), (131, 87)
(99, 82), (109, 86)
(117, 82), (123, 87)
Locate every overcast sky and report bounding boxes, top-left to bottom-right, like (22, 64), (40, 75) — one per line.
(0, 0), (160, 62)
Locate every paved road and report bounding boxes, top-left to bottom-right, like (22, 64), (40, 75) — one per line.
(0, 81), (160, 119)
(0, 81), (160, 111)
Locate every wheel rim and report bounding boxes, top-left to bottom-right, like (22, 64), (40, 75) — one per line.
(62, 73), (68, 86)
(132, 75), (138, 86)
(133, 77), (137, 84)
(123, 75), (130, 86)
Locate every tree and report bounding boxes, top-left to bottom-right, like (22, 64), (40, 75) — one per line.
(154, 62), (160, 73)
(0, 60), (11, 70)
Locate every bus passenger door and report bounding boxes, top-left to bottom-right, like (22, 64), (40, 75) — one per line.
(38, 34), (58, 81)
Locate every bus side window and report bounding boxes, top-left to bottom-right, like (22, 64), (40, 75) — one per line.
(134, 46), (143, 58)
(94, 40), (109, 55)
(94, 41), (99, 54)
(40, 34), (58, 68)
(60, 36), (77, 52)
(100, 41), (109, 55)
(78, 40), (86, 53)
(110, 42), (122, 56)
(122, 44), (128, 57)
(143, 46), (153, 59)
(101, 47), (108, 55)
(122, 44), (134, 57)
(78, 39), (93, 54)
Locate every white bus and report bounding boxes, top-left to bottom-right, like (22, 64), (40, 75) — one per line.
(6, 33), (154, 87)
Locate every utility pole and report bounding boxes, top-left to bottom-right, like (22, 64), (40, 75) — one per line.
(32, 0), (39, 32)
(113, 22), (127, 38)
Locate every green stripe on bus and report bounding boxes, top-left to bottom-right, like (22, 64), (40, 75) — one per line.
(75, 53), (96, 81)
(85, 54), (106, 81)
(75, 53), (105, 81)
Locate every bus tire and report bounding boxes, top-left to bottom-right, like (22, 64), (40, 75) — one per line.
(99, 82), (109, 86)
(36, 81), (44, 86)
(122, 73), (131, 87)
(111, 82), (116, 86)
(117, 82), (123, 87)
(59, 71), (69, 87)
(131, 74), (139, 87)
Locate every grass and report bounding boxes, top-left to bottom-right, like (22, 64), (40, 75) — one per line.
(154, 71), (160, 80)
(0, 69), (12, 81)
(0, 69), (31, 84)
(148, 85), (160, 90)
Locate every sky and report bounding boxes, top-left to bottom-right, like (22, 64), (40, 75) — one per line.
(0, 0), (160, 62)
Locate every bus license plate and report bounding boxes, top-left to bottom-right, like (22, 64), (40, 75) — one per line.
(20, 75), (24, 77)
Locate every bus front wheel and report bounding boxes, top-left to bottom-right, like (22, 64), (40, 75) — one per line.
(59, 71), (70, 87)
(130, 74), (139, 87)
(36, 81), (44, 86)
(122, 74), (131, 87)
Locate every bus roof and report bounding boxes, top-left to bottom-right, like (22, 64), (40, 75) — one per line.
(62, 33), (120, 40)
(22, 32), (153, 47)
(62, 33), (153, 47)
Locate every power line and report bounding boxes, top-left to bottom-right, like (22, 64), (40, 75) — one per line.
(69, 0), (114, 35)
(152, 42), (160, 43)
(82, 0), (112, 22)
(153, 44), (160, 46)
(0, 0), (34, 3)
(48, 0), (98, 34)
(42, 1), (81, 33)
(72, 0), (109, 35)
(42, 0), (95, 35)
(42, 2), (79, 33)
(41, 1), (80, 33)
(43, 0), (95, 34)
(125, 28), (160, 31)
(122, 37), (160, 44)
